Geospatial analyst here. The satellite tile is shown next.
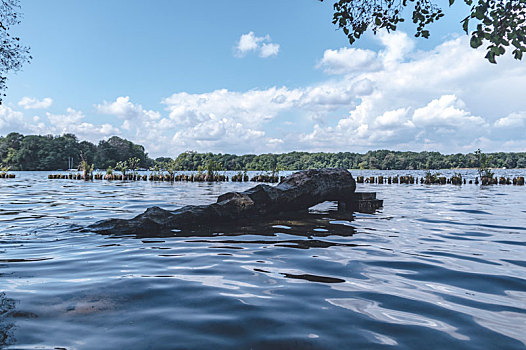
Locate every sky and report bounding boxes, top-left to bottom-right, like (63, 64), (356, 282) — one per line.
(1, 0), (525, 158)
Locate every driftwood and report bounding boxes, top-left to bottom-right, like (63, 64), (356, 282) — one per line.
(88, 168), (382, 235)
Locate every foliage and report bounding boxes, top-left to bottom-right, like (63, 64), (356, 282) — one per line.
(205, 160), (222, 178)
(475, 148), (495, 178)
(424, 171), (441, 183)
(149, 164), (161, 177)
(2, 133), (526, 171)
(272, 163), (284, 177)
(95, 136), (152, 169)
(115, 160), (128, 176)
(464, 0), (526, 63)
(321, 0), (526, 63)
(164, 159), (180, 177)
(155, 157), (173, 164)
(0, 0), (32, 104)
(164, 149), (526, 171)
(79, 153), (93, 179)
(0, 163), (9, 173)
(127, 157), (140, 175)
(0, 133), (153, 170)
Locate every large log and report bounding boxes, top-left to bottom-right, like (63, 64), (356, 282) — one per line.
(88, 168), (380, 235)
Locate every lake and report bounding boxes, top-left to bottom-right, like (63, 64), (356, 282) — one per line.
(1, 169), (525, 349)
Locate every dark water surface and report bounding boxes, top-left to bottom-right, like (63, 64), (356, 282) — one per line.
(1, 170), (525, 349)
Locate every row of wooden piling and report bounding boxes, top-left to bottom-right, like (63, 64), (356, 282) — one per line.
(46, 173), (285, 183)
(48, 173), (230, 182)
(11, 173), (526, 186)
(355, 175), (525, 185)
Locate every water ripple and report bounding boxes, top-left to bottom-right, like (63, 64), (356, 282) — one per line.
(1, 170), (525, 349)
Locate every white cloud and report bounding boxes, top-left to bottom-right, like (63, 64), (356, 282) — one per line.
(317, 47), (380, 74)
(412, 95), (487, 129)
(96, 96), (170, 154)
(374, 108), (411, 129)
(494, 112), (526, 128)
(1, 105), (118, 142)
(96, 96), (160, 120)
(260, 43), (280, 58)
(47, 107), (84, 127)
(0, 105), (47, 135)
(18, 97), (53, 109)
(378, 31), (414, 66)
(235, 32), (279, 58)
(0, 105), (25, 132)
(492, 111), (526, 141)
(3, 31), (526, 156)
(297, 32), (526, 153)
(46, 108), (119, 141)
(122, 33), (526, 155)
(236, 32), (264, 54)
(159, 81), (370, 154)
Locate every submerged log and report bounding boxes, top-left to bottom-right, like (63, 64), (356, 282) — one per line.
(89, 168), (382, 235)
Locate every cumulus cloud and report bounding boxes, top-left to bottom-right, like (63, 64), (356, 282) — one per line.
(18, 97), (53, 109)
(378, 31), (415, 66)
(0, 105), (48, 135)
(3, 31), (526, 156)
(413, 95), (487, 129)
(0, 105), (27, 132)
(161, 88), (296, 153)
(159, 81), (371, 154)
(317, 47), (380, 74)
(494, 112), (526, 128)
(298, 31), (526, 153)
(96, 96), (160, 120)
(492, 111), (526, 141)
(46, 108), (119, 141)
(95, 96), (171, 154)
(260, 43), (280, 58)
(129, 33), (526, 155)
(235, 32), (280, 58)
(236, 32), (263, 53)
(1, 104), (119, 143)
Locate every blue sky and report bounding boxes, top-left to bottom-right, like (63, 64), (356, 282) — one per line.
(1, 0), (525, 157)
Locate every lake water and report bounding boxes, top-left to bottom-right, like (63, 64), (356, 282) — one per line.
(1, 169), (525, 349)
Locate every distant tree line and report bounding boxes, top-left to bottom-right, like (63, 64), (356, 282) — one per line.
(165, 149), (526, 171)
(1, 133), (525, 171)
(0, 133), (152, 170)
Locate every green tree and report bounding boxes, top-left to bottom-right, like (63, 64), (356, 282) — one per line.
(95, 136), (151, 169)
(0, 0), (31, 104)
(164, 158), (180, 177)
(155, 157), (173, 164)
(475, 148), (494, 177)
(127, 157), (140, 175)
(321, 0), (525, 63)
(115, 160), (128, 176)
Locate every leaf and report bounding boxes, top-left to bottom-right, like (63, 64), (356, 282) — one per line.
(474, 7), (485, 20)
(470, 35), (482, 48)
(485, 50), (497, 63)
(462, 17), (470, 33)
(449, 0), (455, 6)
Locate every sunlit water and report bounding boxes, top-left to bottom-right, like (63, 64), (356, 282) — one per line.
(1, 170), (525, 349)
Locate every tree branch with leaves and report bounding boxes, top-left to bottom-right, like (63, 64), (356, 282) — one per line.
(0, 0), (31, 103)
(321, 0), (526, 63)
